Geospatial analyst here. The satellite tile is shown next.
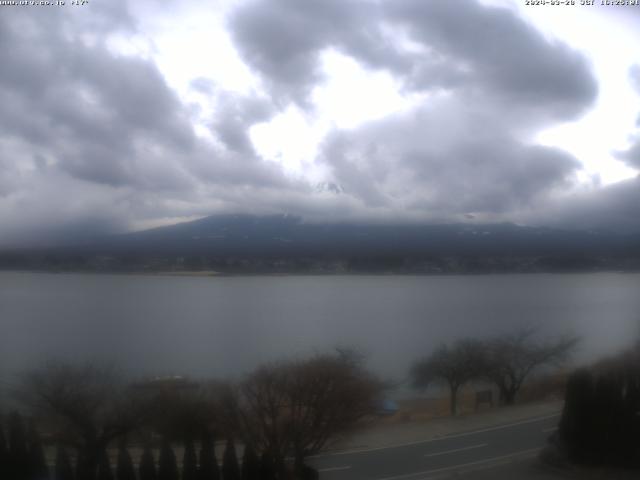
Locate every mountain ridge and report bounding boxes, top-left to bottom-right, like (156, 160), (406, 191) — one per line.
(1, 214), (639, 274)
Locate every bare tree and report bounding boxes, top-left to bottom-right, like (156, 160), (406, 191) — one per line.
(483, 328), (578, 405)
(19, 363), (155, 480)
(411, 339), (485, 416)
(233, 350), (384, 474)
(286, 350), (384, 469)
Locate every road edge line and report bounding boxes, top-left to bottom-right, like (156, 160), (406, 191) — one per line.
(375, 447), (542, 480)
(312, 412), (560, 458)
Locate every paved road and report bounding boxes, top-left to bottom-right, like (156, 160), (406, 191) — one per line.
(309, 413), (560, 480)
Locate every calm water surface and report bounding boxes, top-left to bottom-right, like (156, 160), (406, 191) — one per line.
(1, 272), (639, 385)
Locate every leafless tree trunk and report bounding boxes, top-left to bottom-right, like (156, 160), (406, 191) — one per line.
(483, 328), (578, 405)
(411, 340), (485, 416)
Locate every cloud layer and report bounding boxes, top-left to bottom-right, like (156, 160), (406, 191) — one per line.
(1, 0), (638, 245)
(0, 5), (298, 244)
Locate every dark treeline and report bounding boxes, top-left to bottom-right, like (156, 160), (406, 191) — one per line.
(0, 411), (48, 480)
(2, 251), (640, 275)
(0, 415), (269, 480)
(0, 350), (383, 480)
(554, 345), (640, 468)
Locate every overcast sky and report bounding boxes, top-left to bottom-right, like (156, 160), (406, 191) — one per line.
(1, 0), (640, 245)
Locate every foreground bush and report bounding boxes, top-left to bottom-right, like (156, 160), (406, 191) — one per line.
(558, 356), (640, 467)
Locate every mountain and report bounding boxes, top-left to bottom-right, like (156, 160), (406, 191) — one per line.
(1, 214), (639, 273)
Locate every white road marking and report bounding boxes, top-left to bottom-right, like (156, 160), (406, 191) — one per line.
(376, 447), (542, 480)
(318, 465), (352, 473)
(311, 412), (560, 458)
(424, 443), (487, 457)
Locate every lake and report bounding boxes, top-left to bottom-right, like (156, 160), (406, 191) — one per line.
(1, 271), (639, 388)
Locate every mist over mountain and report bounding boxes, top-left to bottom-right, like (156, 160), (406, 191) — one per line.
(1, 215), (639, 274)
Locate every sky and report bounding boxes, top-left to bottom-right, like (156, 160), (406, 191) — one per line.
(1, 0), (640, 246)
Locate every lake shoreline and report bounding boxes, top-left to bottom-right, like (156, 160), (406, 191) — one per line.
(1, 268), (639, 278)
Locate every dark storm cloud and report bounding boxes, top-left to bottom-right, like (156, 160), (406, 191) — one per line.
(315, 1), (594, 217)
(406, 143), (579, 213)
(1, 0), (635, 244)
(0, 6), (301, 245)
(616, 141), (640, 170)
(227, 0), (598, 220)
(0, 10), (195, 189)
(320, 104), (579, 217)
(230, 0), (596, 120)
(187, 77), (278, 161)
(530, 177), (640, 233)
(385, 0), (597, 119)
(229, 0), (410, 107)
(211, 92), (275, 155)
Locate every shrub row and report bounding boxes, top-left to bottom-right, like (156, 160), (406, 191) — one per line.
(0, 412), (315, 480)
